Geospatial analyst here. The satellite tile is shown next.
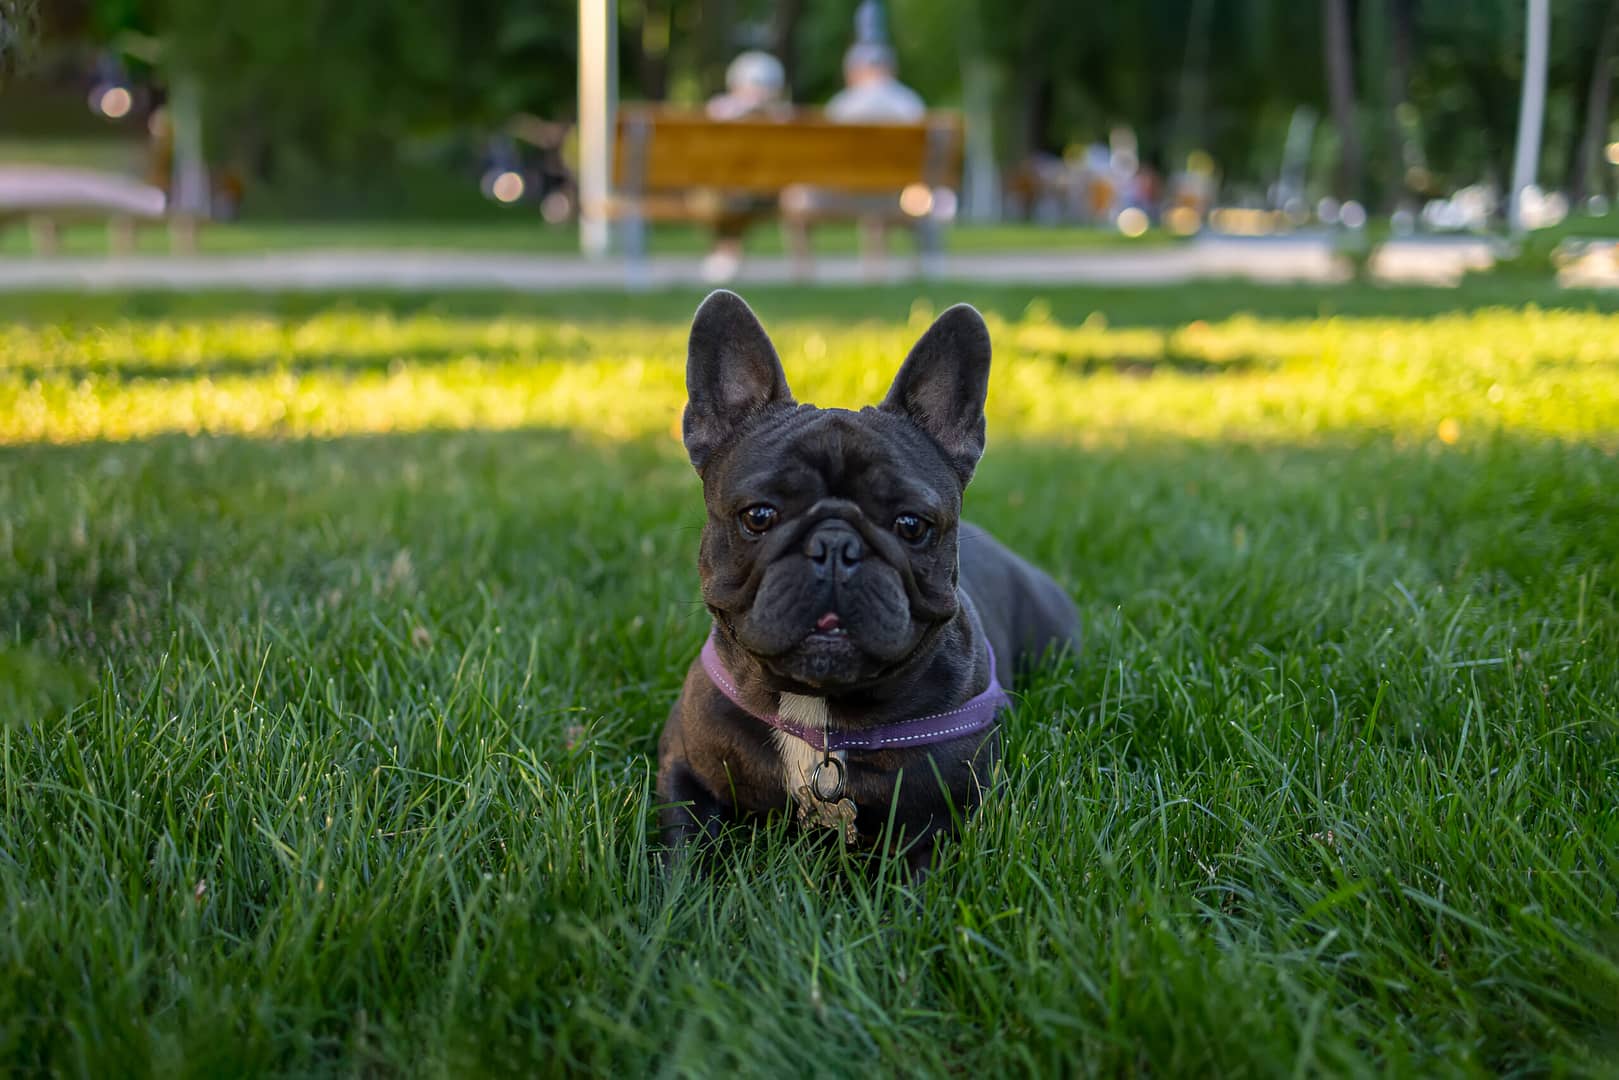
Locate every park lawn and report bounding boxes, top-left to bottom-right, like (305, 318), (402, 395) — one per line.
(1, 282), (1617, 1074)
(0, 218), (1183, 258)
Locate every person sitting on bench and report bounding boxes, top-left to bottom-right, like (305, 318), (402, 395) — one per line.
(702, 50), (790, 282)
(825, 1), (924, 123)
(706, 51), (789, 121)
(821, 0), (924, 271)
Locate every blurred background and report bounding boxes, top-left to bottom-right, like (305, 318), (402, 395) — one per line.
(2, 0), (1619, 283)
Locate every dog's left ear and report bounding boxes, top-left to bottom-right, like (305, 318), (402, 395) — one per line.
(880, 304), (991, 484)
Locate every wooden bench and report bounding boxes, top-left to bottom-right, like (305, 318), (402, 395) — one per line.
(0, 166), (196, 255)
(611, 106), (963, 279)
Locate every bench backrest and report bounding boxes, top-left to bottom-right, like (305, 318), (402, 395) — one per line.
(614, 107), (963, 196)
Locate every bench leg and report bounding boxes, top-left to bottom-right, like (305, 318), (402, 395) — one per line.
(28, 216), (61, 256)
(917, 217), (943, 279)
(858, 217), (887, 283)
(782, 214), (813, 282)
(170, 215), (198, 255)
(109, 216), (137, 257)
(622, 209), (650, 291)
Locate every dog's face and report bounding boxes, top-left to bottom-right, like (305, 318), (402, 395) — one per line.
(683, 291), (991, 691)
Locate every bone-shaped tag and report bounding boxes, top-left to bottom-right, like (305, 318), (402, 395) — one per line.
(794, 785), (860, 846)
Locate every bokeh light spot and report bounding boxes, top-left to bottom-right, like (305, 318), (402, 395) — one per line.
(1166, 206), (1201, 235)
(491, 171), (525, 204)
(899, 183), (934, 218)
(96, 86), (133, 120)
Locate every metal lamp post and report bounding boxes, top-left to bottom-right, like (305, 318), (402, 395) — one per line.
(577, 0), (617, 258)
(1509, 0), (1549, 237)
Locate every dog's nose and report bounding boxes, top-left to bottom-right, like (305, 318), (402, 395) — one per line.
(805, 522), (863, 581)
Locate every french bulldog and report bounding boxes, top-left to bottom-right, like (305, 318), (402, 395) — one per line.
(657, 290), (1081, 874)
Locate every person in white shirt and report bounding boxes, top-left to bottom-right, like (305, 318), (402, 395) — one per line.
(826, 1), (924, 123)
(706, 51), (789, 121)
(819, 2), (927, 275)
(826, 42), (924, 123)
(701, 51), (790, 282)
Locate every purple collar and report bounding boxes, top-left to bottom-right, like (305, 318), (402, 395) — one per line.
(699, 630), (1009, 751)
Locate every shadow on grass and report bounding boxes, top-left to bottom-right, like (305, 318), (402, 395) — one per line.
(4, 422), (1614, 730)
(11, 348), (1275, 386)
(6, 346), (560, 384)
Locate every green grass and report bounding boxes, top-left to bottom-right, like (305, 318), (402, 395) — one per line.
(0, 138), (147, 173)
(0, 135), (1178, 255)
(2, 282), (1617, 1075)
(4, 276), (1619, 330)
(0, 216), (1180, 257)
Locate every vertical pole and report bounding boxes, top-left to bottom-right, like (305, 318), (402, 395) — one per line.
(1510, 0), (1550, 237)
(961, 57), (999, 222)
(170, 72), (208, 253)
(1322, 0), (1363, 200)
(578, 0), (617, 258)
(1279, 106), (1317, 212)
(170, 72), (209, 216)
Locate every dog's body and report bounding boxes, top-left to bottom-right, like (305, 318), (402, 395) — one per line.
(657, 291), (1079, 871)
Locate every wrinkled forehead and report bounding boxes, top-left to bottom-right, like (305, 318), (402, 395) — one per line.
(717, 406), (958, 513)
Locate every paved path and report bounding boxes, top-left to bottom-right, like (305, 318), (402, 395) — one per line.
(0, 236), (1498, 292)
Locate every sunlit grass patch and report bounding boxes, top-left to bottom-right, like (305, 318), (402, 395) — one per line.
(4, 305), (1618, 446)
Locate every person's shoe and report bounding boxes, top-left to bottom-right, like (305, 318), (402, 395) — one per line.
(701, 250), (741, 283)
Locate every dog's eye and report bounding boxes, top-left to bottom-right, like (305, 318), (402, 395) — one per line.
(739, 504), (779, 535)
(893, 513), (932, 544)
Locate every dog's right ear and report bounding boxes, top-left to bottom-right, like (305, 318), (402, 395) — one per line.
(683, 290), (795, 474)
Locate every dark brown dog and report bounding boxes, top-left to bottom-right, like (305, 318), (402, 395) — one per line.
(657, 291), (1080, 873)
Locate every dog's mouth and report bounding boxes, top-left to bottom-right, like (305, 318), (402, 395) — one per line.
(714, 593), (942, 692)
(741, 611), (861, 689)
(805, 610), (849, 642)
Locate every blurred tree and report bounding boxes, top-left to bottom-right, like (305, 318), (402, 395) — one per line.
(768, 0), (807, 94)
(1171, 0), (1216, 168)
(53, 0), (1619, 214)
(1, 0), (39, 80)
(1569, 0), (1619, 202)
(1385, 0), (1418, 207)
(1323, 0), (1364, 199)
(624, 0), (672, 100)
(90, 0), (576, 183)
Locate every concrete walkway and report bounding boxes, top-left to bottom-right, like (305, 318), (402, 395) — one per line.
(0, 235), (1498, 292)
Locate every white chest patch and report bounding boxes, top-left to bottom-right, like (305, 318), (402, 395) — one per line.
(774, 693), (844, 794)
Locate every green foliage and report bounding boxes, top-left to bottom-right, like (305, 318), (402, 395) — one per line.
(2, 284), (1618, 1073)
(62, 0), (1619, 201)
(91, 0), (576, 177)
(0, 0), (37, 80)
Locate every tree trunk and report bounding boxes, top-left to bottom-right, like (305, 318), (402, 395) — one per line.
(1, 0), (44, 79)
(1572, 0), (1619, 204)
(697, 0), (736, 98)
(768, 0), (807, 100)
(1384, 0), (1416, 207)
(631, 0), (671, 101)
(1323, 0), (1364, 200)
(1021, 73), (1055, 158)
(621, 0), (667, 99)
(1172, 0), (1216, 166)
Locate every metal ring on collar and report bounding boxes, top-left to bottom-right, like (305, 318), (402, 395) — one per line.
(810, 756), (846, 801)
